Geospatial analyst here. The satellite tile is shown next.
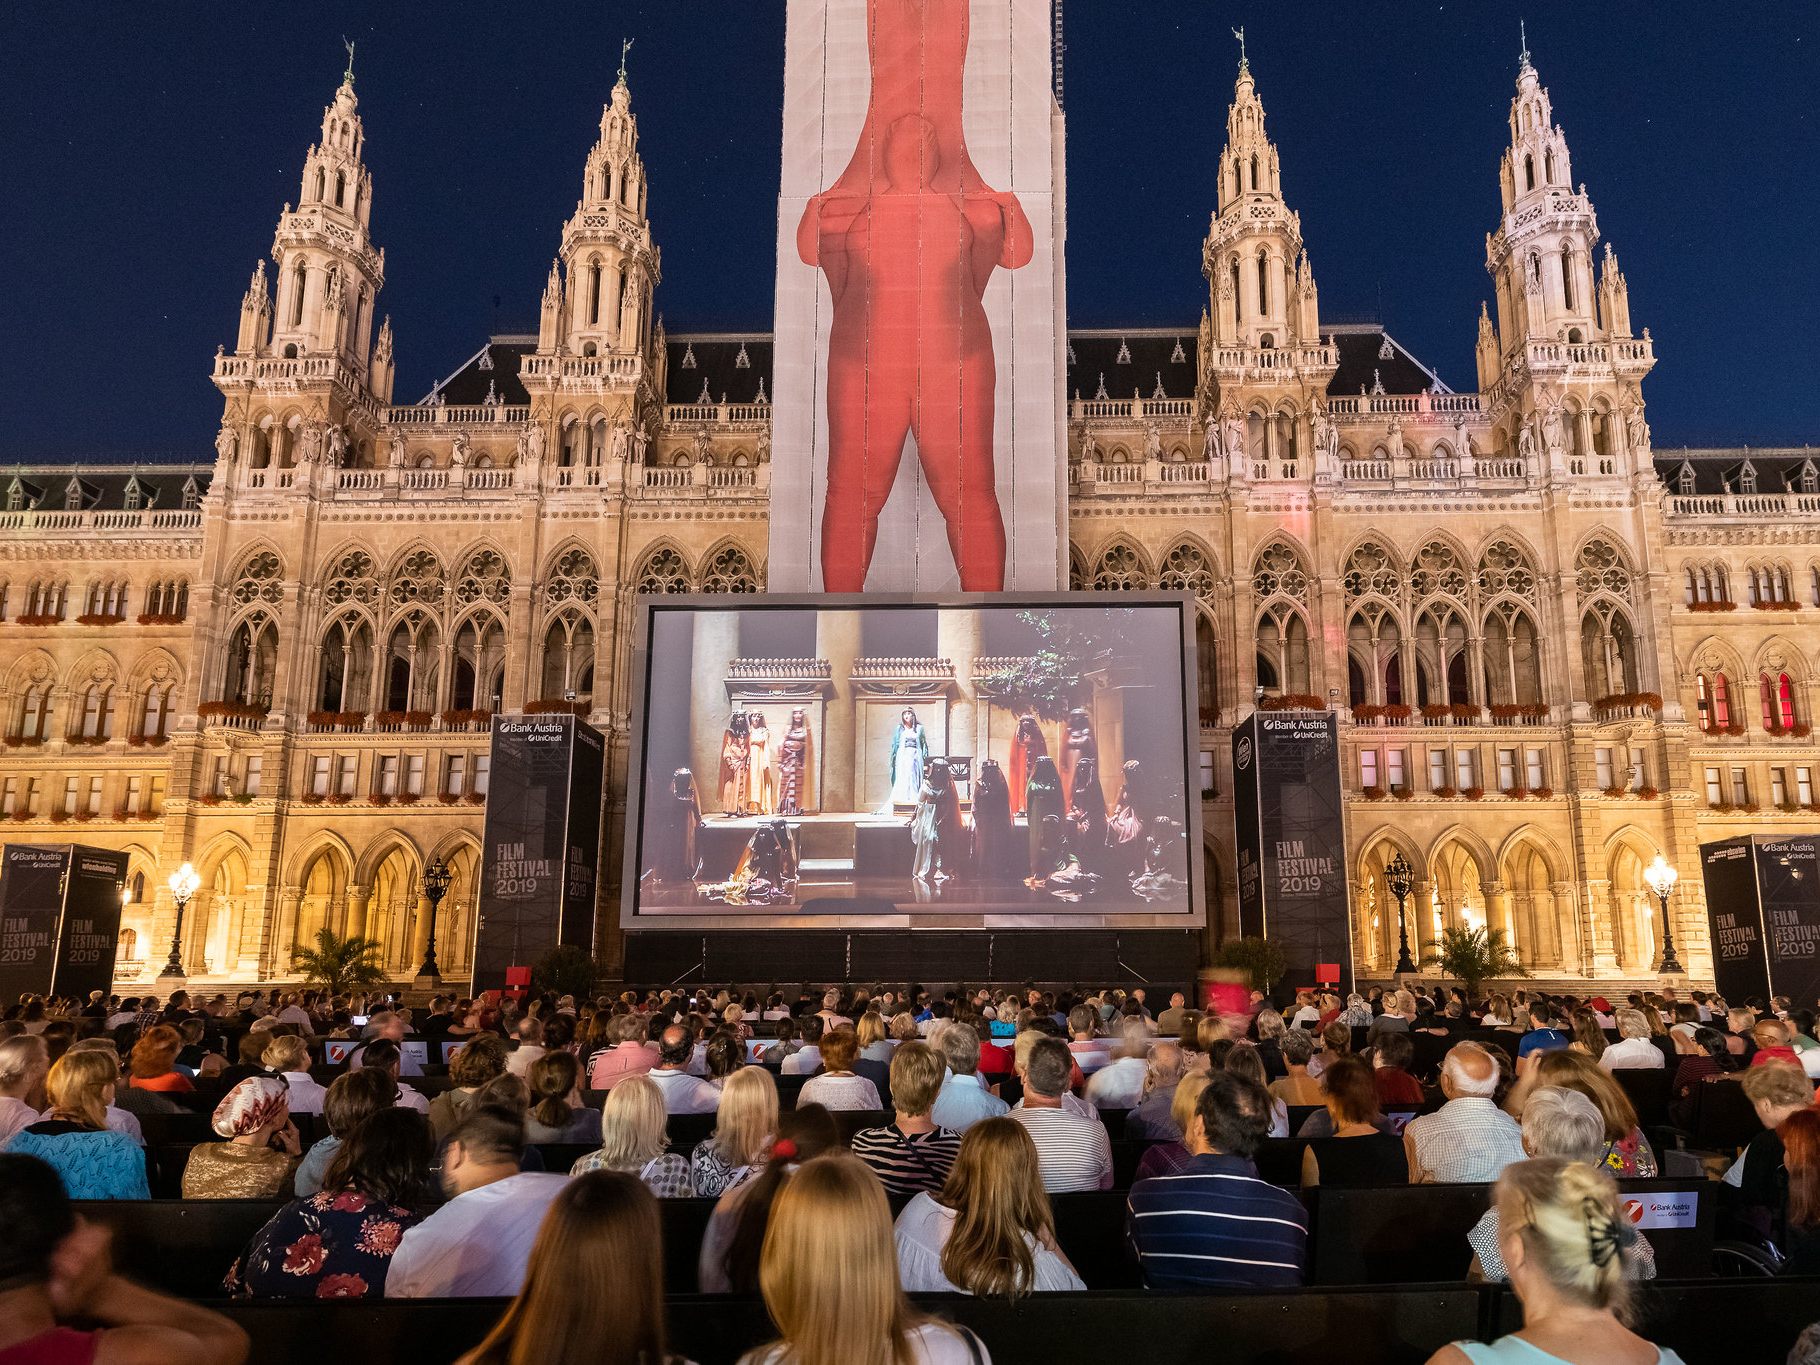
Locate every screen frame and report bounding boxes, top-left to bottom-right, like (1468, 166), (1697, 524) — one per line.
(619, 591), (1206, 932)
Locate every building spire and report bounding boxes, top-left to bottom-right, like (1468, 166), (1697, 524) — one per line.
(342, 36), (356, 87)
(617, 36), (633, 89)
(1517, 19), (1532, 74)
(1232, 25), (1248, 77)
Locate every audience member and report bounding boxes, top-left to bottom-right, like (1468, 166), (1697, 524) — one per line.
(358, 1039), (431, 1115)
(1600, 1010), (1665, 1070)
(759, 1017), (804, 1068)
(503, 1016), (547, 1080)
(182, 1076), (301, 1199)
(1425, 1158), (1685, 1365)
(1123, 1040), (1187, 1140)
(569, 1074), (693, 1196)
(1009, 1037), (1111, 1192)
(780, 1016), (825, 1076)
(852, 1041), (962, 1196)
(2, 1050), (148, 1199)
(523, 1051), (601, 1144)
(429, 1035), (507, 1143)
(1468, 1087), (1658, 1283)
(1515, 1002), (1571, 1076)
(798, 1027), (883, 1111)
(387, 1101), (569, 1298)
(1066, 1007), (1111, 1075)
(644, 1026), (720, 1115)
(1132, 1072), (1211, 1181)
(1225, 1043), (1289, 1137)
(0, 1153), (248, 1363)
(852, 1013), (895, 1099)
(125, 1024), (194, 1093)
(1268, 1028), (1324, 1106)
(692, 1064), (777, 1196)
(895, 1117), (1084, 1296)
(1729, 1061), (1818, 1209)
(929, 1023), (1008, 1132)
(1127, 1071), (1308, 1288)
(740, 1152), (989, 1365)
(228, 1107), (435, 1298)
(260, 1036), (326, 1114)
(1082, 1019), (1151, 1111)
(1569, 1008), (1609, 1063)
(1300, 1057), (1406, 1187)
(1751, 1019), (1804, 1070)
(1155, 991), (1189, 1037)
(1526, 1050), (1659, 1176)
(1405, 1044), (1524, 1183)
(1370, 1030), (1427, 1109)
(587, 1012), (658, 1091)
(295, 1067), (396, 1198)
(0, 1036), (50, 1146)
(457, 1171), (672, 1365)
(701, 1104), (839, 1295)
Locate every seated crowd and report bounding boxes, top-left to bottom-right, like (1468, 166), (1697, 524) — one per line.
(1, 979), (1818, 1364)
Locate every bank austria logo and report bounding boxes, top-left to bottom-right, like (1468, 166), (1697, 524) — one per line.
(1621, 1194), (1698, 1229)
(1236, 736), (1252, 771)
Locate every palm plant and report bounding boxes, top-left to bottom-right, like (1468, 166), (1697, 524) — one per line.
(1214, 934), (1289, 993)
(1420, 925), (1529, 999)
(291, 928), (390, 995)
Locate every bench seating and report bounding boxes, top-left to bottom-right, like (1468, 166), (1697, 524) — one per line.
(176, 1279), (1820, 1365)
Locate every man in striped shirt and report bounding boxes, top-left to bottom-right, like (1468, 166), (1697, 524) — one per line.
(1010, 1037), (1112, 1192)
(1126, 1071), (1307, 1288)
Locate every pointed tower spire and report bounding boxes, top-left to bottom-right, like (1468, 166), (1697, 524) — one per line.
(617, 36), (633, 88)
(1517, 19), (1532, 74)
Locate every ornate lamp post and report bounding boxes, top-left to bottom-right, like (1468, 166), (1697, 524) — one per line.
(415, 858), (452, 982)
(158, 863), (201, 980)
(1644, 854), (1685, 976)
(1387, 851), (1417, 976)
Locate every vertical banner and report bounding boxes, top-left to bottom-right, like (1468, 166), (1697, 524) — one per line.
(51, 846), (128, 1002)
(1700, 837), (1773, 1004)
(472, 716), (605, 994)
(1753, 836), (1820, 1007)
(0, 845), (69, 1001)
(768, 0), (1067, 593)
(1233, 713), (1353, 993)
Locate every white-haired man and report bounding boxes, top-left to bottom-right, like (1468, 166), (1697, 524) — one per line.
(1403, 1042), (1523, 1183)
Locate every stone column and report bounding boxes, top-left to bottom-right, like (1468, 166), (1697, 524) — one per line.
(817, 611), (861, 813)
(409, 893), (433, 972)
(690, 610), (741, 807)
(270, 886), (302, 977)
(1484, 880), (1514, 950)
(345, 884), (373, 942)
(937, 608), (983, 765)
(1411, 876), (1436, 961)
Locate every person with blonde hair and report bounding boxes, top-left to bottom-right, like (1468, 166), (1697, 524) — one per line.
(692, 1065), (777, 1196)
(261, 1034), (326, 1114)
(1424, 1158), (1685, 1365)
(0, 1035), (51, 1146)
(1, 1050), (148, 1198)
(570, 1074), (692, 1197)
(457, 1170), (674, 1365)
(1600, 1009), (1666, 1071)
(894, 1116), (1084, 1296)
(740, 1152), (989, 1365)
(852, 1041), (962, 1196)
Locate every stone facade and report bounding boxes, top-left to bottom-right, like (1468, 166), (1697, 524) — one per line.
(5, 53), (1814, 989)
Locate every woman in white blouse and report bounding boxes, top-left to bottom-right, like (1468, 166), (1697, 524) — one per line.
(262, 1036), (327, 1114)
(894, 1116), (1085, 1296)
(796, 1028), (881, 1111)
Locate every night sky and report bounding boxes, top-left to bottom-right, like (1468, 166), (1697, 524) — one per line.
(4, 2), (1814, 462)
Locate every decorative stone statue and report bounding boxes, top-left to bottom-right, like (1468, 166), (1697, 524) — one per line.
(1517, 423), (1538, 468)
(1311, 401), (1337, 465)
(1221, 409), (1245, 471)
(1202, 417), (1219, 463)
(450, 431), (471, 467)
(1080, 430), (1099, 463)
(630, 424), (650, 464)
(608, 420), (630, 463)
(388, 433), (407, 469)
(756, 425), (772, 462)
(214, 426), (238, 465)
(297, 424), (324, 464)
(524, 423), (545, 463)
(325, 424), (349, 468)
(1143, 424), (1163, 462)
(1542, 402), (1565, 458)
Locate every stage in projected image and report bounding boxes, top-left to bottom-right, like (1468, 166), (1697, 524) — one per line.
(623, 596), (1202, 929)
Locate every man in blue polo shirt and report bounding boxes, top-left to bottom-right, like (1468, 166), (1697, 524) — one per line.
(1126, 1070), (1307, 1288)
(1516, 999), (1572, 1077)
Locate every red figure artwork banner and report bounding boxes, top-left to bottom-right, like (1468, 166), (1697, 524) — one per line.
(768, 0), (1067, 594)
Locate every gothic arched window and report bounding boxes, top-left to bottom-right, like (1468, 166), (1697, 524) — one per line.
(635, 547), (690, 596)
(1089, 543), (1147, 592)
(699, 545), (760, 594)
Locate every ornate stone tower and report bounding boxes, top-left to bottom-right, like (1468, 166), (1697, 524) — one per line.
(1197, 40), (1337, 485)
(523, 46), (664, 468)
(213, 52), (391, 474)
(1477, 31), (1655, 480)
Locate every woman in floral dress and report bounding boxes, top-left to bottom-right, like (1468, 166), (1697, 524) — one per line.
(227, 1107), (437, 1299)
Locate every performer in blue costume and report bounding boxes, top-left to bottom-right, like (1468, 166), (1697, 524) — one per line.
(887, 706), (929, 808)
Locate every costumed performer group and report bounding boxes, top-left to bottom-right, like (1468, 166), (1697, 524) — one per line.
(717, 708), (813, 819)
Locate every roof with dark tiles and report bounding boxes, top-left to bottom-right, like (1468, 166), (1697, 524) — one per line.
(0, 466), (211, 513)
(1653, 449), (1820, 496)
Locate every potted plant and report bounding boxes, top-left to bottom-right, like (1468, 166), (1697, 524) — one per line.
(1421, 925), (1529, 999)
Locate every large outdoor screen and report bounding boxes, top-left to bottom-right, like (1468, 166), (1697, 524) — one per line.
(623, 594), (1202, 929)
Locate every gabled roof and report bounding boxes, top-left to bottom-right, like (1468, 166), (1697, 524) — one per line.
(1653, 449), (1820, 495)
(0, 466), (211, 511)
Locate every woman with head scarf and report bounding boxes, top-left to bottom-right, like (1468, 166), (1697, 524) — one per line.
(181, 1076), (301, 1199)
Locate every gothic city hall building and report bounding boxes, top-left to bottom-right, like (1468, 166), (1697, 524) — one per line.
(6, 53), (1810, 990)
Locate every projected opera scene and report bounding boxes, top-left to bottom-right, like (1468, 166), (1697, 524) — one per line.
(632, 600), (1197, 918)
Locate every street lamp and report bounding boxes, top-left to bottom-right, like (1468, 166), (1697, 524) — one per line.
(416, 858), (452, 981)
(1643, 854), (1685, 976)
(1386, 851), (1417, 976)
(158, 863), (201, 980)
